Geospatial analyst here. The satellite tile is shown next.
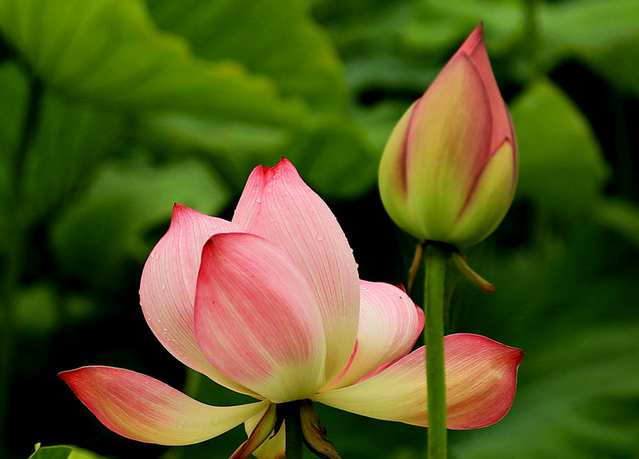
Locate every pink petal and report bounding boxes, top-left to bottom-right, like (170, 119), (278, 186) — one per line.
(140, 204), (255, 395)
(244, 407), (286, 459)
(231, 163), (265, 232)
(59, 366), (267, 445)
(194, 232), (326, 403)
(232, 159), (360, 383)
(457, 22), (484, 55)
(457, 24), (514, 153)
(445, 334), (523, 428)
(313, 334), (523, 429)
(326, 281), (423, 390)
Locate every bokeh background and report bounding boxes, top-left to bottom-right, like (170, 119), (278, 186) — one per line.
(1, 0), (638, 458)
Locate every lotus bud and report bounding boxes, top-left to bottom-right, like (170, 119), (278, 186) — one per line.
(379, 24), (517, 247)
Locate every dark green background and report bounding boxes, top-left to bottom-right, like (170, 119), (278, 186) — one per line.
(1, 0), (638, 458)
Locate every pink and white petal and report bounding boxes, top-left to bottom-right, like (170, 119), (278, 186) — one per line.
(194, 232), (326, 403)
(140, 204), (254, 395)
(244, 407), (286, 459)
(326, 281), (423, 390)
(232, 164), (266, 232)
(59, 366), (267, 445)
(232, 159), (360, 384)
(445, 334), (523, 428)
(230, 403), (277, 459)
(313, 334), (523, 429)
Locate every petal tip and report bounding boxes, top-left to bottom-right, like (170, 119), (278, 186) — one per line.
(58, 367), (83, 384)
(277, 157), (292, 167)
(459, 23), (485, 55)
(495, 340), (524, 366)
(268, 157), (297, 177)
(510, 347), (525, 366)
(170, 203), (200, 225)
(253, 157), (292, 176)
(171, 202), (190, 214)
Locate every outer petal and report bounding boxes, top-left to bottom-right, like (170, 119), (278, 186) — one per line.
(451, 140), (517, 246)
(378, 101), (421, 236)
(326, 281), (423, 390)
(59, 366), (267, 445)
(230, 403), (277, 459)
(245, 407), (286, 459)
(313, 334), (523, 429)
(458, 23), (513, 153)
(232, 159), (359, 384)
(405, 53), (492, 241)
(194, 232), (326, 403)
(140, 204), (254, 395)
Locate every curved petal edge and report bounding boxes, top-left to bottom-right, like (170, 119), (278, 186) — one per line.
(233, 159), (360, 383)
(140, 204), (253, 395)
(314, 334), (523, 429)
(59, 366), (267, 445)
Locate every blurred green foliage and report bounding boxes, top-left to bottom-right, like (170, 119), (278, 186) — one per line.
(0, 0), (638, 458)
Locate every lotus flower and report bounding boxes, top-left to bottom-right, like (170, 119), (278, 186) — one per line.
(60, 159), (522, 458)
(379, 24), (518, 247)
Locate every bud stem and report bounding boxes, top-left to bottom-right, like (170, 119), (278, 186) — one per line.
(424, 243), (450, 459)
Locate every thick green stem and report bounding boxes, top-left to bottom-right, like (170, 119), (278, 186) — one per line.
(285, 403), (304, 459)
(424, 243), (449, 459)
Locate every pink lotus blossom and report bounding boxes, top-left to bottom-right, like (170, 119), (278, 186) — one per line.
(379, 24), (518, 247)
(60, 159), (522, 458)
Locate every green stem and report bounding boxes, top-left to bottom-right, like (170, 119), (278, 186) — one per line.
(424, 243), (449, 459)
(285, 402), (304, 459)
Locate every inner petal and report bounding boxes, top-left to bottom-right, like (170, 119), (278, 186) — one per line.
(194, 232), (327, 403)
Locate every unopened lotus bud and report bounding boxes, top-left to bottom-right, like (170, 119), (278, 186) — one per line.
(379, 24), (517, 247)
